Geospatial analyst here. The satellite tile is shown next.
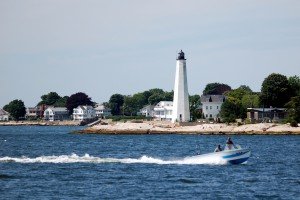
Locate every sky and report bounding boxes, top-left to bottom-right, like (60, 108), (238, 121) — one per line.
(0, 0), (300, 107)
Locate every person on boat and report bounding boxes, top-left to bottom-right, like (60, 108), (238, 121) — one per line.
(214, 144), (223, 152)
(226, 137), (235, 150)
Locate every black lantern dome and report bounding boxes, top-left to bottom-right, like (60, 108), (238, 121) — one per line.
(177, 50), (186, 60)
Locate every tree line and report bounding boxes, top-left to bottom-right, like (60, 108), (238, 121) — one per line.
(2, 73), (300, 125)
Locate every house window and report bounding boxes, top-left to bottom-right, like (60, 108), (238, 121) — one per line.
(217, 106), (219, 109)
(206, 106), (208, 110)
(206, 114), (208, 118)
(210, 114), (212, 118)
(210, 106), (212, 110)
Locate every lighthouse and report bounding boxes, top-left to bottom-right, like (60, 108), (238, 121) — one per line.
(172, 50), (190, 123)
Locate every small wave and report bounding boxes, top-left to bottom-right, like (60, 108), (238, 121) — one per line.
(0, 153), (227, 165)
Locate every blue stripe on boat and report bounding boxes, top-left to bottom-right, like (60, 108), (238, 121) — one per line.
(222, 151), (248, 159)
(228, 157), (249, 164)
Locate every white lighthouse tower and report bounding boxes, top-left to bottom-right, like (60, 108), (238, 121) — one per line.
(172, 50), (190, 123)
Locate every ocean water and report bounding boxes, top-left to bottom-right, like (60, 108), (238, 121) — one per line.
(0, 126), (299, 199)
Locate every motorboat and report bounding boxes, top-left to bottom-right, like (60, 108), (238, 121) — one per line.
(188, 144), (251, 165)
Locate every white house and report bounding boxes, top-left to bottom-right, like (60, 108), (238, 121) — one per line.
(140, 105), (155, 117)
(201, 95), (225, 120)
(0, 109), (9, 121)
(154, 101), (173, 121)
(44, 107), (69, 121)
(73, 105), (96, 121)
(94, 104), (111, 118)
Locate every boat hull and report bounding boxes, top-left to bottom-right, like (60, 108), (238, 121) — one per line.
(189, 148), (251, 165)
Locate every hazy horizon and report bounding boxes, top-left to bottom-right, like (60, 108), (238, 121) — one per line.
(1, 0), (300, 107)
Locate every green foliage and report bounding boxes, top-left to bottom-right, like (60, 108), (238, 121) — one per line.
(288, 75), (300, 96)
(189, 94), (201, 121)
(241, 94), (260, 108)
(38, 92), (60, 105)
(203, 83), (231, 95)
(53, 96), (69, 107)
(220, 100), (246, 123)
(225, 85), (252, 100)
(285, 96), (300, 125)
(66, 92), (93, 114)
(37, 92), (68, 107)
(4, 99), (26, 120)
(147, 88), (173, 105)
(148, 93), (165, 105)
(260, 73), (292, 108)
(109, 94), (124, 115)
(108, 88), (174, 116)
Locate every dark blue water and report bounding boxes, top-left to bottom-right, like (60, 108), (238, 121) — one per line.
(0, 126), (299, 199)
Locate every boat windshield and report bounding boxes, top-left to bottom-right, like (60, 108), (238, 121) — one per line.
(224, 144), (242, 150)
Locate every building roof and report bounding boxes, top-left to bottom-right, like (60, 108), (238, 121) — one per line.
(94, 104), (111, 111)
(47, 107), (68, 112)
(247, 108), (286, 112)
(0, 109), (9, 116)
(76, 105), (94, 110)
(201, 95), (225, 103)
(156, 101), (173, 107)
(141, 105), (155, 110)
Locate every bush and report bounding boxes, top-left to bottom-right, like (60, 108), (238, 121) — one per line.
(290, 120), (298, 127)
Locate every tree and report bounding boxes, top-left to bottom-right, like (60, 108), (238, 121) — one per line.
(66, 92), (93, 114)
(225, 85), (252, 100)
(288, 75), (300, 97)
(148, 93), (164, 105)
(109, 94), (124, 115)
(53, 96), (69, 107)
(164, 91), (174, 101)
(220, 100), (246, 123)
(260, 73), (292, 108)
(203, 83), (231, 95)
(241, 94), (260, 108)
(38, 92), (61, 106)
(285, 96), (300, 127)
(3, 99), (26, 120)
(189, 95), (201, 121)
(123, 96), (136, 116)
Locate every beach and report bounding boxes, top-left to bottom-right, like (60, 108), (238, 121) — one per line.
(77, 121), (300, 135)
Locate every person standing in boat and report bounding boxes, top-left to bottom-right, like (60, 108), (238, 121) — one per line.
(214, 144), (223, 152)
(226, 137), (235, 150)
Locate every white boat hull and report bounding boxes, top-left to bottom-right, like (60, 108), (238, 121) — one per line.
(189, 148), (251, 165)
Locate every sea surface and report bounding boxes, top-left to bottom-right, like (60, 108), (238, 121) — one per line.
(0, 126), (299, 199)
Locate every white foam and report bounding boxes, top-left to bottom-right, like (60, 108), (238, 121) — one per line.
(0, 153), (227, 165)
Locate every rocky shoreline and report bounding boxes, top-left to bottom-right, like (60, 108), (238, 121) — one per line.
(75, 121), (300, 135)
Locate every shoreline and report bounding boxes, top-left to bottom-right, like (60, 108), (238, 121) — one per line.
(0, 120), (80, 126)
(75, 121), (300, 135)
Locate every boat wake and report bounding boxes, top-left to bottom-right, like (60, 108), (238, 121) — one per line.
(0, 153), (227, 165)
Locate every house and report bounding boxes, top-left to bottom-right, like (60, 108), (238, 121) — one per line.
(94, 104), (111, 118)
(26, 105), (48, 119)
(247, 108), (287, 122)
(44, 107), (69, 121)
(73, 105), (96, 121)
(26, 107), (38, 119)
(0, 109), (9, 121)
(140, 105), (155, 117)
(154, 101), (173, 121)
(201, 95), (225, 120)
